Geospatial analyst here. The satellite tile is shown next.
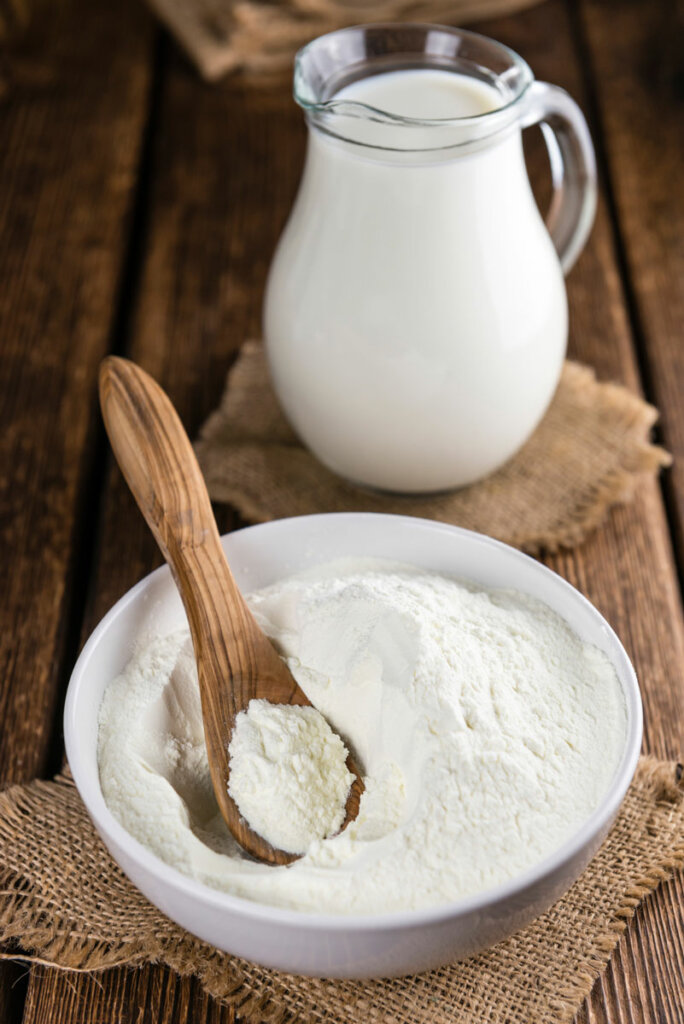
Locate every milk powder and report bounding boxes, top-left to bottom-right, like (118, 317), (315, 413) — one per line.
(97, 560), (626, 914)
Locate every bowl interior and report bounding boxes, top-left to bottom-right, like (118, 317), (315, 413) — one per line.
(65, 513), (642, 925)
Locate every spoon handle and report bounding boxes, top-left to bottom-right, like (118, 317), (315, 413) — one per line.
(99, 355), (301, 685)
(99, 356), (306, 864)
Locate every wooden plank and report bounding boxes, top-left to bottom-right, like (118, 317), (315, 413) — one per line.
(0, 0), (154, 786)
(575, 0), (684, 567)
(22, 966), (233, 1023)
(0, 1), (154, 1022)
(22, 1), (683, 1021)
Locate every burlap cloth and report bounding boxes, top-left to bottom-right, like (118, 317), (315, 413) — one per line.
(195, 342), (670, 552)
(0, 759), (682, 1023)
(145, 0), (548, 81)
(0, 347), (677, 1019)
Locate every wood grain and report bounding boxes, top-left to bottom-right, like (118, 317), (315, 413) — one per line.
(0, 0), (154, 1018)
(576, 0), (684, 568)
(0, 0), (154, 785)
(21, 964), (236, 1023)
(13, 0), (684, 1020)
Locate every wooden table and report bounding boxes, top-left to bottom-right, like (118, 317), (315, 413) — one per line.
(1, 0), (683, 1020)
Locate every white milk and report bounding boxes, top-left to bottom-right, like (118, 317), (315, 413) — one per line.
(264, 69), (567, 493)
(335, 68), (499, 129)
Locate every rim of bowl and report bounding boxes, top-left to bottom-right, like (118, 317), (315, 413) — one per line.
(64, 513), (642, 933)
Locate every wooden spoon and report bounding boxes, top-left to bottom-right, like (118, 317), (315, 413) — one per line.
(99, 356), (364, 866)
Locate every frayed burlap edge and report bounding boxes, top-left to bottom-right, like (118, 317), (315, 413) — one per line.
(541, 757), (684, 1022)
(510, 373), (666, 554)
(196, 345), (671, 555)
(0, 758), (682, 1024)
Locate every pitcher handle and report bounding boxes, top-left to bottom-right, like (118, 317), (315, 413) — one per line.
(520, 81), (597, 275)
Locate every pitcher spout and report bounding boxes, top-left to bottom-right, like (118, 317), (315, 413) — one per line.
(294, 23), (534, 154)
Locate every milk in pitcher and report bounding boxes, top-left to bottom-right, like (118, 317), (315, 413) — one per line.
(264, 29), (596, 493)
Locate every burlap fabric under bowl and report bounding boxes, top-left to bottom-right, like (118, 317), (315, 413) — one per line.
(195, 342), (669, 552)
(0, 758), (682, 1023)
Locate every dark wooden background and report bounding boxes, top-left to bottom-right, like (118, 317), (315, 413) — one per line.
(1, 0), (683, 1020)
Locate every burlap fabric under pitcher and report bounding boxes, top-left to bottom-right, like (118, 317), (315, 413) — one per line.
(0, 758), (682, 1023)
(195, 342), (670, 552)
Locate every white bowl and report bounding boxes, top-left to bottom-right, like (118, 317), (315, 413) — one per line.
(64, 513), (642, 979)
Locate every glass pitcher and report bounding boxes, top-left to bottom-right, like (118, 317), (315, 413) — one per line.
(263, 24), (596, 494)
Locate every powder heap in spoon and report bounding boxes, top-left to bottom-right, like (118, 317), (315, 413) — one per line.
(227, 699), (353, 854)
